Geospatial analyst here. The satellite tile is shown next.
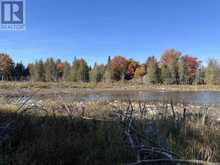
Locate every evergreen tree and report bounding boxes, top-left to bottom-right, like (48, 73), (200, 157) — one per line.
(103, 56), (113, 82)
(90, 63), (105, 82)
(161, 65), (172, 84)
(205, 59), (220, 85)
(14, 62), (25, 81)
(70, 58), (89, 82)
(63, 61), (71, 81)
(178, 56), (188, 84)
(145, 56), (159, 84)
(35, 60), (46, 81)
(45, 58), (57, 81)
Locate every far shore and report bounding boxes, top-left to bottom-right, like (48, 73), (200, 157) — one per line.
(0, 81), (220, 92)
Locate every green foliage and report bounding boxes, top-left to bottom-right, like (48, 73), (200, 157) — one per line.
(44, 58), (57, 81)
(70, 58), (90, 82)
(178, 56), (189, 84)
(13, 62), (29, 81)
(31, 60), (46, 82)
(205, 59), (220, 85)
(145, 56), (160, 84)
(0, 50), (215, 86)
(103, 56), (113, 82)
(63, 61), (71, 81)
(90, 63), (105, 82)
(160, 65), (172, 84)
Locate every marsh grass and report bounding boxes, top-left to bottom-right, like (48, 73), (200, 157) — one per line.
(0, 82), (97, 90)
(0, 101), (220, 165)
(0, 112), (135, 165)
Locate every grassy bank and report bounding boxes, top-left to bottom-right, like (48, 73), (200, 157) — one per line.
(1, 81), (220, 92)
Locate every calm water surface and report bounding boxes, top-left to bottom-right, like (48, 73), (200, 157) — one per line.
(62, 90), (220, 106)
(1, 90), (220, 107)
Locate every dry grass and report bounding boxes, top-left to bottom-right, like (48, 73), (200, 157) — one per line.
(0, 101), (220, 165)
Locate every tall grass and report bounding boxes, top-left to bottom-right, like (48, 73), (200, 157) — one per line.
(0, 101), (219, 164)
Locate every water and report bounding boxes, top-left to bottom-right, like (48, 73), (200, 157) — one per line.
(59, 90), (220, 106)
(1, 90), (220, 107)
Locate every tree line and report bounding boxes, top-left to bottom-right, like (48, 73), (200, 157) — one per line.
(0, 49), (220, 85)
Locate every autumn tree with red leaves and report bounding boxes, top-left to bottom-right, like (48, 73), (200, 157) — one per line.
(111, 55), (128, 80)
(126, 59), (139, 80)
(185, 56), (200, 84)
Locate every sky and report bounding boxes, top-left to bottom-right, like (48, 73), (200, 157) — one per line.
(0, 0), (220, 66)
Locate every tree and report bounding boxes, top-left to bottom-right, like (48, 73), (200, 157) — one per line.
(14, 62), (25, 81)
(31, 60), (46, 82)
(205, 59), (220, 85)
(90, 63), (105, 82)
(111, 55), (128, 81)
(63, 61), (71, 81)
(134, 65), (146, 78)
(185, 56), (200, 84)
(0, 53), (14, 80)
(126, 59), (139, 80)
(160, 65), (172, 84)
(56, 59), (64, 81)
(178, 56), (188, 84)
(70, 58), (89, 82)
(145, 56), (160, 84)
(103, 56), (113, 82)
(28, 64), (35, 81)
(160, 49), (182, 84)
(195, 66), (205, 85)
(44, 58), (57, 81)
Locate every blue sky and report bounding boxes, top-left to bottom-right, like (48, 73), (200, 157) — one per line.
(0, 0), (220, 65)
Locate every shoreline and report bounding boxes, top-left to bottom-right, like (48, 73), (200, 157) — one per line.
(0, 81), (220, 92)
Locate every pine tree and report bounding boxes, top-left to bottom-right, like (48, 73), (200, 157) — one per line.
(63, 61), (71, 81)
(103, 56), (113, 82)
(90, 63), (105, 82)
(145, 56), (159, 84)
(45, 58), (57, 81)
(205, 59), (220, 85)
(178, 56), (188, 84)
(14, 62), (25, 81)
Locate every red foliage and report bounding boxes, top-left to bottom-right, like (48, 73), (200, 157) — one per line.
(160, 49), (181, 64)
(185, 56), (200, 77)
(127, 63), (135, 76)
(111, 55), (128, 72)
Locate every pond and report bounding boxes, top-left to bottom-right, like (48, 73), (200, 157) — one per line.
(53, 90), (220, 107)
(1, 89), (220, 107)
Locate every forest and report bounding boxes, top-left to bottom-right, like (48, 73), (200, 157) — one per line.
(0, 48), (220, 85)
